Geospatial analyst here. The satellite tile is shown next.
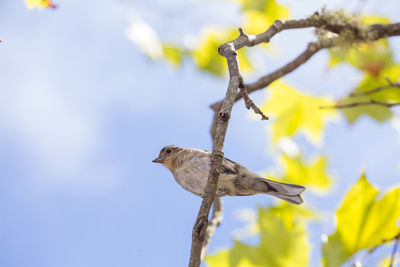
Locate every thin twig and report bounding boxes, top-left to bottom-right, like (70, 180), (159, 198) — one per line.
(320, 99), (400, 109)
(353, 232), (400, 267)
(350, 78), (400, 97)
(239, 77), (269, 120)
(189, 36), (242, 267)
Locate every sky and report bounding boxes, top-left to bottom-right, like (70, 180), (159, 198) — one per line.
(0, 0), (400, 267)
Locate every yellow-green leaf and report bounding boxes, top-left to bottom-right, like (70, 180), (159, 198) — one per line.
(379, 257), (391, 267)
(261, 82), (337, 145)
(241, 0), (289, 34)
(361, 16), (391, 25)
(26, 0), (56, 9)
(329, 40), (393, 75)
(339, 64), (400, 123)
(276, 154), (331, 190)
(191, 29), (252, 76)
(206, 204), (310, 267)
(162, 45), (186, 67)
(322, 173), (400, 267)
(238, 0), (288, 14)
(329, 15), (392, 72)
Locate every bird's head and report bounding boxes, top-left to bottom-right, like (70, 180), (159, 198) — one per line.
(152, 145), (182, 170)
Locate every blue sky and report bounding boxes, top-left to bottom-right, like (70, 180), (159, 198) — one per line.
(0, 0), (400, 266)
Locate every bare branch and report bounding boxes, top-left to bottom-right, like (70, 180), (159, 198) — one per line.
(189, 37), (242, 267)
(320, 99), (400, 109)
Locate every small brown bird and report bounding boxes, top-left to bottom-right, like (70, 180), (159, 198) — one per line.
(152, 145), (305, 205)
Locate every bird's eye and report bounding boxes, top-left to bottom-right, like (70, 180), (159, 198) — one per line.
(166, 149), (171, 154)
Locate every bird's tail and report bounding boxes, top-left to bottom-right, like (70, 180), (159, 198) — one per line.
(255, 178), (305, 205)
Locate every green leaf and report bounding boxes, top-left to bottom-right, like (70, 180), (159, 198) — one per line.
(338, 94), (393, 123)
(206, 204), (310, 267)
(329, 40), (393, 76)
(261, 82), (337, 145)
(328, 16), (392, 74)
(191, 29), (252, 76)
(322, 173), (400, 267)
(339, 64), (400, 123)
(276, 154), (331, 190)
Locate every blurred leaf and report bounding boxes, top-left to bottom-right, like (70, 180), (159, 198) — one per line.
(241, 0), (289, 34)
(338, 94), (393, 123)
(339, 64), (400, 123)
(329, 22), (400, 123)
(191, 29), (252, 76)
(276, 154), (331, 190)
(261, 82), (337, 145)
(191, 31), (226, 76)
(162, 45), (186, 67)
(206, 204), (310, 267)
(322, 173), (400, 267)
(361, 16), (391, 24)
(26, 0), (56, 9)
(329, 40), (393, 76)
(353, 64), (400, 101)
(379, 257), (395, 267)
(329, 15), (392, 74)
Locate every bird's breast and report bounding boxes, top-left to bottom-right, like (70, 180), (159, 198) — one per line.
(173, 153), (211, 196)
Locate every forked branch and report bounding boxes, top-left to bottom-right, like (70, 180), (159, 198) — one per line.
(190, 11), (400, 267)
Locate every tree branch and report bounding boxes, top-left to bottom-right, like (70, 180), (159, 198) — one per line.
(192, 11), (400, 267)
(189, 39), (242, 267)
(210, 18), (400, 113)
(210, 36), (341, 133)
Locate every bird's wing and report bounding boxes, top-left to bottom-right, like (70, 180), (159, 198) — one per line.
(220, 157), (238, 175)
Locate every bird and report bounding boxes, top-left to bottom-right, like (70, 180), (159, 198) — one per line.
(152, 145), (305, 205)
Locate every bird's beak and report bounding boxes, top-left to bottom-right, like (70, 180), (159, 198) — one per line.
(152, 156), (165, 163)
